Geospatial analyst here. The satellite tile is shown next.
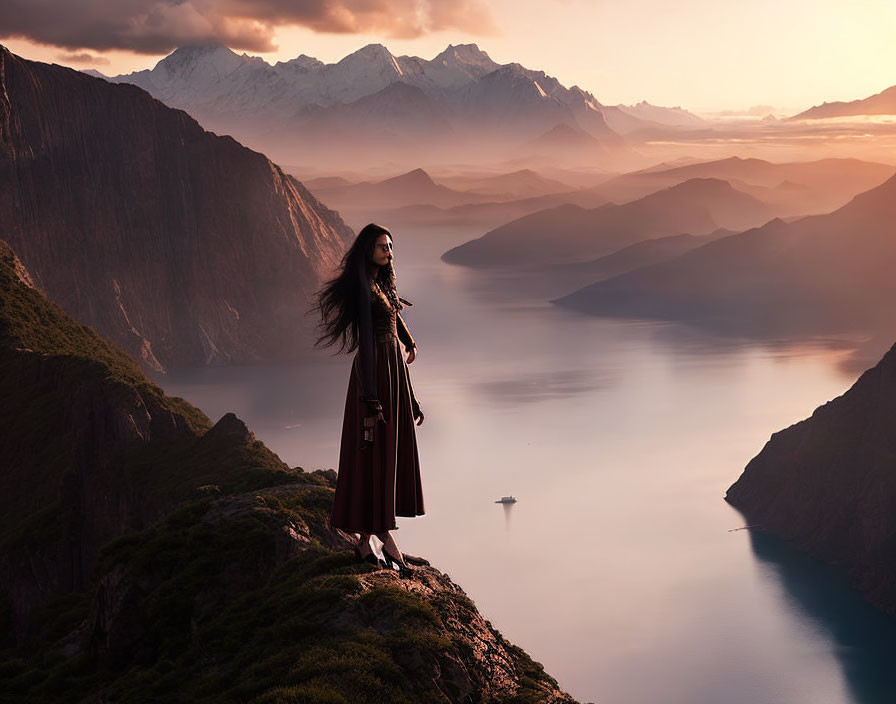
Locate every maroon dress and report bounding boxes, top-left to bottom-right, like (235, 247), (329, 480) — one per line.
(329, 280), (424, 533)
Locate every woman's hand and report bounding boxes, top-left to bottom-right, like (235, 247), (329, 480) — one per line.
(361, 410), (386, 449)
(361, 398), (385, 449)
(405, 346), (416, 364)
(412, 399), (425, 426)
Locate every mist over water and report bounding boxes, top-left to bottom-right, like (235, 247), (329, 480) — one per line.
(149, 226), (896, 704)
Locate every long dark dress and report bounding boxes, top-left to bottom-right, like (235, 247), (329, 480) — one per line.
(329, 279), (424, 533)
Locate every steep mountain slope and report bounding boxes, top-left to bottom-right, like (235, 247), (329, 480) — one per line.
(726, 340), (896, 614)
(0, 45), (352, 373)
(0, 239), (299, 642)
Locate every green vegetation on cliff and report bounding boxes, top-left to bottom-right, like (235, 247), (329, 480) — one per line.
(2, 479), (573, 703)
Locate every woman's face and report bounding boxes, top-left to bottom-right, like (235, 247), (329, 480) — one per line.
(371, 233), (393, 268)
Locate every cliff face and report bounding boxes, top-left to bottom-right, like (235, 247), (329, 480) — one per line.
(0, 44), (353, 373)
(0, 239), (578, 703)
(0, 239), (301, 642)
(726, 341), (896, 613)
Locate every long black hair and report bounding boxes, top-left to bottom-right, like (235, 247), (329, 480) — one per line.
(312, 223), (400, 354)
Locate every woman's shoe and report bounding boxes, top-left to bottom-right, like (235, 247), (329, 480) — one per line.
(354, 540), (385, 568)
(365, 552), (385, 568)
(382, 547), (414, 579)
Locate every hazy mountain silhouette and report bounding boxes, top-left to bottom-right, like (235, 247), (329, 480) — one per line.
(790, 84), (896, 120)
(354, 189), (612, 232)
(615, 101), (706, 127)
(436, 168), (573, 198)
(287, 80), (456, 150)
(303, 165), (612, 231)
(554, 172), (896, 341)
(309, 167), (495, 211)
(591, 156), (895, 215)
(542, 228), (734, 284)
(523, 122), (612, 160)
(600, 102), (706, 136)
(442, 178), (772, 267)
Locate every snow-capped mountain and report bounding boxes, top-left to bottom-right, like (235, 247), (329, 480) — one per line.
(105, 43), (642, 168)
(108, 42), (502, 113)
(599, 101), (706, 135)
(616, 101), (705, 126)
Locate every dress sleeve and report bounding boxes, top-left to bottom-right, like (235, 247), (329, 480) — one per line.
(396, 312), (416, 351)
(357, 270), (377, 403)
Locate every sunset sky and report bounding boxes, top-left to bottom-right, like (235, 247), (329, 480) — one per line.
(2, 0), (895, 115)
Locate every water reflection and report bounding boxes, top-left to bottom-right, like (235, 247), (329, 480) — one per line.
(472, 368), (611, 404)
(746, 529), (896, 704)
(500, 500), (514, 530)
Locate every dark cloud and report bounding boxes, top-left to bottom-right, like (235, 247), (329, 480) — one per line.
(0, 0), (497, 54)
(56, 51), (111, 65)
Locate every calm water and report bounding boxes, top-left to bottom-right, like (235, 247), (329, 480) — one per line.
(148, 226), (896, 704)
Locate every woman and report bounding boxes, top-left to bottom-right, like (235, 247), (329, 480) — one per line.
(313, 223), (425, 578)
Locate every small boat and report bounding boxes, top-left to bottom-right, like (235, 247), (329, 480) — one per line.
(495, 495), (517, 504)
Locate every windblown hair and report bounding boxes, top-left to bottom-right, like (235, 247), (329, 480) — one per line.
(312, 223), (399, 354)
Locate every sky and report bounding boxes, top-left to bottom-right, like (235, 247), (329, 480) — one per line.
(2, 0), (895, 115)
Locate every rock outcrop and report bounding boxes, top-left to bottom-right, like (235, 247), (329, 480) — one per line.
(55, 486), (577, 703)
(726, 340), (896, 613)
(0, 239), (579, 702)
(0, 44), (353, 373)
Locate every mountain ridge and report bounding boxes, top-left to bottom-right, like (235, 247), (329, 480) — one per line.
(552, 171), (896, 347)
(97, 41), (650, 168)
(442, 176), (771, 267)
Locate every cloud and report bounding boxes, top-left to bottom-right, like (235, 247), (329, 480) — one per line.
(0, 0), (498, 54)
(56, 51), (111, 65)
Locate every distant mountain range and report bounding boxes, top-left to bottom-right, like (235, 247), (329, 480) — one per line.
(0, 44), (352, 373)
(791, 84), (896, 120)
(91, 43), (700, 169)
(591, 156), (896, 214)
(308, 156), (895, 234)
(433, 168), (573, 198)
(442, 177), (775, 267)
(600, 100), (706, 135)
(554, 171), (896, 345)
(304, 166), (613, 231)
(310, 167), (495, 211)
